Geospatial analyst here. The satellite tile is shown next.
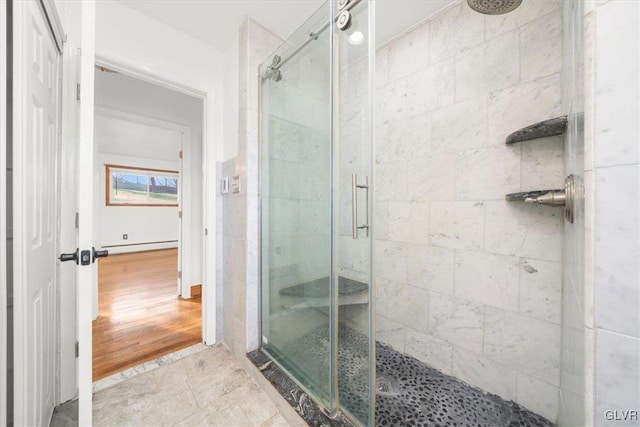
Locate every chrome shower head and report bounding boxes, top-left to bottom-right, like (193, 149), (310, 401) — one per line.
(467, 0), (522, 15)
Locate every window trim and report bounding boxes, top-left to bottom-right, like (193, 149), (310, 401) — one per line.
(105, 163), (179, 207)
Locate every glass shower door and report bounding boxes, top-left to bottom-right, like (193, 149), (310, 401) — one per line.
(260, 0), (375, 423)
(260, 2), (335, 410)
(334, 0), (375, 425)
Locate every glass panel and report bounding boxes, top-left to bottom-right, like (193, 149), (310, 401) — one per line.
(560, 0), (585, 425)
(110, 173), (148, 203)
(334, 1), (374, 425)
(108, 167), (178, 206)
(260, 2), (335, 410)
(148, 176), (178, 204)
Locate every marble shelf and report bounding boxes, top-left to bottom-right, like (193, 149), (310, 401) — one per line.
(505, 115), (568, 145)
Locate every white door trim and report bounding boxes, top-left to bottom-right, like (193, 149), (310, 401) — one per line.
(95, 56), (206, 100)
(38, 0), (65, 54)
(58, 41), (81, 405)
(93, 55), (216, 344)
(0, 0), (8, 423)
(178, 132), (184, 296)
(77, 2), (96, 425)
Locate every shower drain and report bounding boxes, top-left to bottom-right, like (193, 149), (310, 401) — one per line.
(376, 377), (396, 395)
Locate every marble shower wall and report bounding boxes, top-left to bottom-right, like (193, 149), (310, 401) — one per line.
(584, 1), (640, 426)
(369, 0), (565, 421)
(222, 19), (283, 365)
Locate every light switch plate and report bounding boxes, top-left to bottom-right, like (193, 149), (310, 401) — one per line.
(221, 177), (230, 194)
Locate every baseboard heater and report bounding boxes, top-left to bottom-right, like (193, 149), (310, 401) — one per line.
(102, 240), (178, 249)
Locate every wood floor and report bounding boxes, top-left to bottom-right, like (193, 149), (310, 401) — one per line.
(93, 248), (202, 380)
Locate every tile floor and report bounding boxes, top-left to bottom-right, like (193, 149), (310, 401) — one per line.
(50, 344), (292, 427)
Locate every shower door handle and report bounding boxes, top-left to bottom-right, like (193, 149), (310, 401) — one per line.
(351, 173), (369, 239)
(352, 173), (358, 239)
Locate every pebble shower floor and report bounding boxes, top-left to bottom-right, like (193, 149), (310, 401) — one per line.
(280, 325), (555, 427)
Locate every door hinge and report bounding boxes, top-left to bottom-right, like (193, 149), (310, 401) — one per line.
(204, 228), (208, 236)
(177, 271), (182, 279)
(179, 151), (183, 159)
(75, 341), (79, 358)
(178, 211), (182, 219)
(76, 83), (81, 101)
(75, 212), (79, 229)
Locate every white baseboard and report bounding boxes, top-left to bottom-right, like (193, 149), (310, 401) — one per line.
(101, 241), (178, 255)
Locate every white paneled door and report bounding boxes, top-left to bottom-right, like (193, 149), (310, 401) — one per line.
(12, 1), (62, 425)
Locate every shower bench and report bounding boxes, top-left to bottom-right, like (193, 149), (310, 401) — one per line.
(278, 276), (369, 309)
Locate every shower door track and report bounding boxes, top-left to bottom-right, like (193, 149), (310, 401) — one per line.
(262, 0), (363, 77)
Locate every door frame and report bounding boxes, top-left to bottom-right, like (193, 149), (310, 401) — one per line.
(11, 0), (65, 424)
(0, 0), (8, 423)
(91, 56), (214, 337)
(71, 8), (218, 423)
(77, 3), (95, 424)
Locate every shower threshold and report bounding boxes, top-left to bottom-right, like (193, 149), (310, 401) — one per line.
(249, 325), (555, 427)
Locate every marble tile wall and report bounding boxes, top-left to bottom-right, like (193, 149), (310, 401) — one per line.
(221, 19), (283, 368)
(220, 3), (640, 425)
(584, 1), (640, 426)
(370, 0), (565, 422)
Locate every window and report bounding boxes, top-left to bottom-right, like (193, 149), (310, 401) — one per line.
(106, 164), (179, 206)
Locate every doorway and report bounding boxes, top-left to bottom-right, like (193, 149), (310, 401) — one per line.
(91, 66), (205, 381)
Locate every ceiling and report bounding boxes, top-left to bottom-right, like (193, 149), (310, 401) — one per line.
(119, 0), (455, 52)
(94, 68), (203, 131)
(120, 0), (325, 51)
(94, 68), (203, 160)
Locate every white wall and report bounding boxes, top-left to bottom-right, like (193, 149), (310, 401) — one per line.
(222, 33), (240, 162)
(96, 156), (179, 250)
(584, 1), (640, 426)
(0, 1), (8, 422)
(95, 0), (223, 160)
(96, 0), (225, 342)
(94, 113), (181, 250)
